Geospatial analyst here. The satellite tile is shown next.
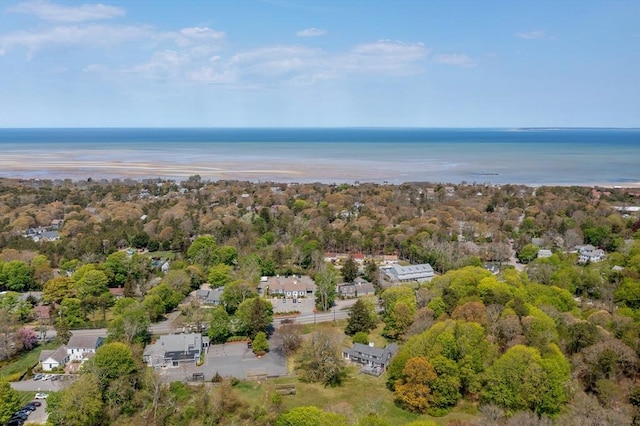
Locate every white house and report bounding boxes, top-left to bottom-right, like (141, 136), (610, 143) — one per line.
(576, 245), (605, 264)
(66, 334), (104, 361)
(39, 346), (68, 371)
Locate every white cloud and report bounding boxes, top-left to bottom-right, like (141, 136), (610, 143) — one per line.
(433, 53), (476, 68)
(0, 24), (154, 56)
(296, 27), (326, 37)
(172, 27), (226, 47)
(11, 0), (125, 22)
(516, 30), (546, 40)
(341, 40), (428, 75)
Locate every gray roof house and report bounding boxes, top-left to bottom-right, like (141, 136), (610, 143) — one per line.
(384, 264), (434, 283)
(264, 275), (316, 299)
(343, 342), (399, 376)
(196, 287), (224, 306)
(39, 346), (68, 371)
(143, 333), (205, 368)
(66, 334), (104, 362)
(338, 277), (375, 298)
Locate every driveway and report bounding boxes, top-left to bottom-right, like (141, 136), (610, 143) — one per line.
(155, 339), (288, 383)
(10, 375), (74, 392)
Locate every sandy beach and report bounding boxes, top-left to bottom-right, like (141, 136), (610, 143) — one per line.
(2, 153), (639, 188)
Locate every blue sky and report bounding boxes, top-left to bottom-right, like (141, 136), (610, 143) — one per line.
(0, 0), (639, 128)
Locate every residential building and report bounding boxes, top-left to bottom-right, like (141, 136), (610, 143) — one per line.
(39, 346), (68, 371)
(384, 263), (434, 283)
(343, 342), (399, 376)
(263, 275), (316, 299)
(66, 334), (104, 362)
(576, 245), (605, 264)
(196, 287), (224, 306)
(338, 277), (375, 298)
(143, 333), (206, 368)
(537, 249), (553, 259)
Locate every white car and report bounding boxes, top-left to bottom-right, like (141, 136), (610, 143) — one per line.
(35, 392), (48, 399)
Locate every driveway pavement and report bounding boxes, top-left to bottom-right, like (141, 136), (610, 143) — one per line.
(155, 339), (288, 383)
(10, 375), (74, 392)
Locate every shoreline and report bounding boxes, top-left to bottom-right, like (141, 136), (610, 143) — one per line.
(1, 159), (639, 188)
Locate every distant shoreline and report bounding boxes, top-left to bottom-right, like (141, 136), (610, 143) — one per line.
(1, 160), (638, 188)
(2, 128), (638, 187)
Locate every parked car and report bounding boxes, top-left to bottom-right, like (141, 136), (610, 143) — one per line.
(32, 373), (43, 381)
(35, 392), (48, 399)
(21, 405), (36, 411)
(27, 401), (42, 407)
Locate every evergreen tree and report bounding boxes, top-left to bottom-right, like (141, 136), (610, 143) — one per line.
(252, 331), (269, 356)
(345, 299), (376, 336)
(342, 256), (359, 283)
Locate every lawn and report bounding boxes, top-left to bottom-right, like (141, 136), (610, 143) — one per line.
(0, 341), (58, 380)
(235, 371), (480, 425)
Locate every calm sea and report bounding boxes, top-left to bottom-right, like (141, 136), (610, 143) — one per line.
(0, 128), (638, 185)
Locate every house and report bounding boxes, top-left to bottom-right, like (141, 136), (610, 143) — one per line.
(143, 333), (205, 368)
(537, 249), (553, 259)
(196, 287), (224, 306)
(576, 245), (605, 264)
(343, 342), (399, 376)
(264, 275), (316, 299)
(66, 334), (104, 362)
(39, 346), (68, 371)
(384, 263), (434, 283)
(338, 278), (375, 298)
(109, 287), (125, 299)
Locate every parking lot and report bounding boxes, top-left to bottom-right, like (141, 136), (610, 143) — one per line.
(7, 399), (48, 425)
(155, 338), (287, 383)
(10, 374), (73, 392)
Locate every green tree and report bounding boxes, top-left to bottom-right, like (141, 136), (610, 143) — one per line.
(1, 260), (33, 291)
(345, 298), (377, 336)
(47, 374), (104, 426)
(107, 301), (149, 344)
(352, 331), (369, 344)
(90, 342), (137, 386)
(517, 244), (539, 264)
(103, 251), (129, 287)
(236, 297), (273, 339)
(252, 331), (269, 355)
(342, 256), (359, 283)
(222, 281), (257, 313)
(0, 378), (21, 425)
(483, 344), (570, 416)
(187, 236), (218, 269)
(315, 266), (338, 311)
(208, 305), (232, 343)
(43, 276), (75, 305)
(297, 329), (347, 387)
(208, 264), (234, 288)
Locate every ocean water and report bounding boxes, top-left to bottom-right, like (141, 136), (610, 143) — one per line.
(0, 128), (638, 185)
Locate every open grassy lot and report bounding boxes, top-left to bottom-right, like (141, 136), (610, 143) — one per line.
(0, 341), (58, 379)
(234, 371), (479, 425)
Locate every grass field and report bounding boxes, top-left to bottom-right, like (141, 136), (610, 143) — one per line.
(0, 341), (58, 379)
(233, 371), (480, 425)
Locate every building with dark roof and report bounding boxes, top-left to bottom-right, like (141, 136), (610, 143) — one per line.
(343, 342), (399, 376)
